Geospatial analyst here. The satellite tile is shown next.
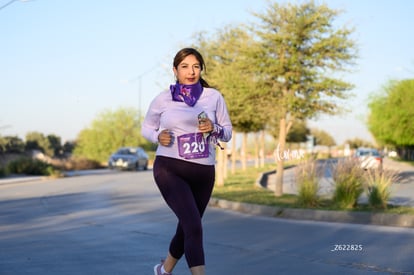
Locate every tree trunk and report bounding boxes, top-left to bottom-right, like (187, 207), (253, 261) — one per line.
(231, 130), (237, 174)
(241, 132), (247, 171)
(260, 130), (265, 167)
(274, 117), (287, 196)
(254, 132), (259, 168)
(223, 142), (228, 179)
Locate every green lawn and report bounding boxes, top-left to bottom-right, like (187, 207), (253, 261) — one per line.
(212, 164), (414, 215)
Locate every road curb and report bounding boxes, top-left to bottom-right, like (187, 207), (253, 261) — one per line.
(0, 176), (48, 185)
(208, 198), (414, 228)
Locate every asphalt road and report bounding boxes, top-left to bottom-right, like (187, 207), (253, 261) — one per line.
(1, 171), (414, 274)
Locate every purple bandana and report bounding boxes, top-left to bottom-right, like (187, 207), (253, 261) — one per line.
(170, 81), (203, 107)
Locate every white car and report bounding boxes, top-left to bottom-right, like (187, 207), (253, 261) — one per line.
(354, 148), (383, 170)
(108, 147), (149, 171)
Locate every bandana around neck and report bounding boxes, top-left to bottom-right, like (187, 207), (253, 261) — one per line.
(170, 81), (203, 107)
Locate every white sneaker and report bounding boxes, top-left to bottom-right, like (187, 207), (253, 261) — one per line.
(154, 263), (172, 275)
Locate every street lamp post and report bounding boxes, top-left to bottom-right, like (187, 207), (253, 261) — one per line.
(127, 65), (159, 123)
(136, 74), (144, 123)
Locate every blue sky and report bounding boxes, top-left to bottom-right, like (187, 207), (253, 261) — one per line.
(1, 0), (413, 145)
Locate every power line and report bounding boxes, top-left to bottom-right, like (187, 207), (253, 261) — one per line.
(0, 0), (17, 11)
(0, 0), (31, 11)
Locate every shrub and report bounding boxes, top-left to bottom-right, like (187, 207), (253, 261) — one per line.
(295, 160), (321, 207)
(365, 169), (399, 210)
(331, 158), (365, 209)
(0, 166), (9, 178)
(50, 157), (103, 171)
(7, 157), (54, 176)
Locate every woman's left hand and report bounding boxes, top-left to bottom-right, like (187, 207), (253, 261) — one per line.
(198, 118), (213, 134)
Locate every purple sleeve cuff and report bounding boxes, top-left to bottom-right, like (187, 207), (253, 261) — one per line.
(213, 124), (224, 139)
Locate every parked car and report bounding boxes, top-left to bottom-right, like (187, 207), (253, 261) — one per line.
(108, 147), (149, 171)
(354, 148), (383, 170)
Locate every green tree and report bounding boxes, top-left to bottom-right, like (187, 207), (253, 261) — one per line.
(286, 120), (310, 143)
(311, 128), (336, 147)
(0, 136), (4, 153)
(0, 136), (25, 154)
(195, 25), (266, 173)
(73, 107), (149, 163)
(63, 141), (76, 155)
(47, 134), (63, 157)
(196, 26), (264, 130)
(368, 79), (414, 147)
(344, 137), (372, 149)
(25, 131), (54, 156)
(270, 120), (309, 151)
(251, 1), (357, 196)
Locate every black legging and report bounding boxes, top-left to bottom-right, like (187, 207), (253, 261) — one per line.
(153, 156), (215, 268)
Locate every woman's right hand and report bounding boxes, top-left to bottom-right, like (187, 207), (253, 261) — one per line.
(158, 129), (173, 147)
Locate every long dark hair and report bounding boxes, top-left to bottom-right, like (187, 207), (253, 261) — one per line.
(173, 48), (211, 88)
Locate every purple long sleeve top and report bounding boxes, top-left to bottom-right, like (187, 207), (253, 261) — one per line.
(141, 87), (232, 165)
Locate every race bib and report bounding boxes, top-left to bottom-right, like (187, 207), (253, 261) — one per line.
(177, 132), (209, 159)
